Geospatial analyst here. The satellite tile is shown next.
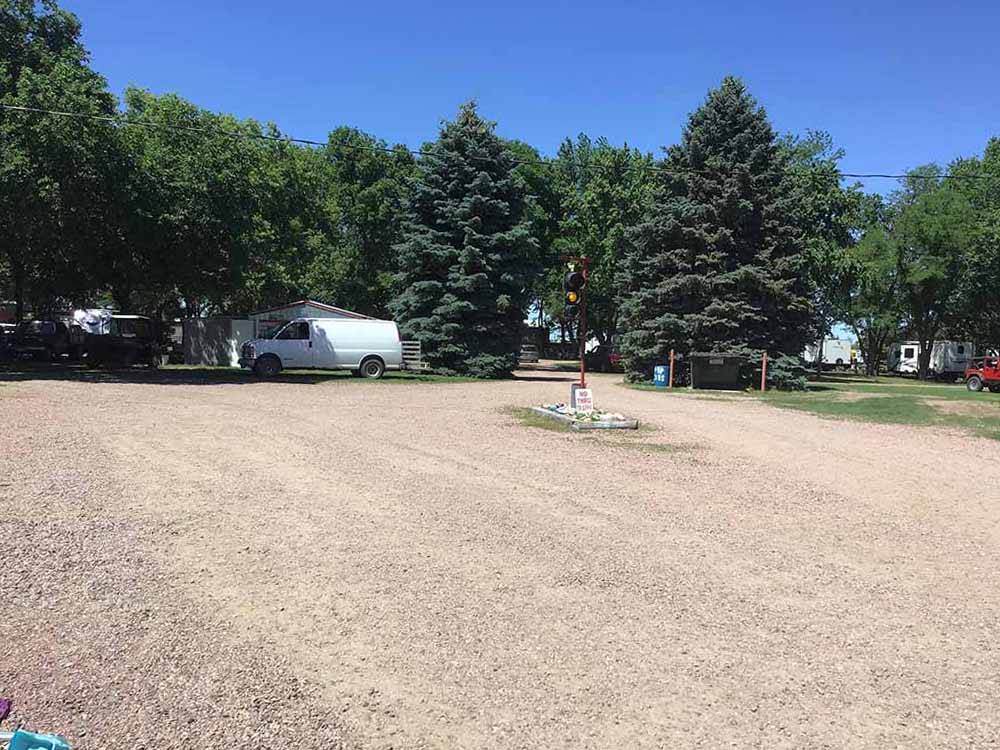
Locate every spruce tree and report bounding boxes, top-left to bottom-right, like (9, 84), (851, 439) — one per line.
(618, 77), (814, 380)
(390, 103), (537, 378)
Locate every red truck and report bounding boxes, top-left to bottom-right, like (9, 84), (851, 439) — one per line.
(965, 356), (1000, 393)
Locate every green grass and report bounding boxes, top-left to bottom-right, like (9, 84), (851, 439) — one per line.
(502, 406), (576, 432)
(623, 371), (1000, 440)
(0, 361), (476, 385)
(760, 376), (1000, 439)
(502, 406), (694, 452)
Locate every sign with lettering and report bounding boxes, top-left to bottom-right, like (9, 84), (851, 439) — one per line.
(574, 388), (594, 414)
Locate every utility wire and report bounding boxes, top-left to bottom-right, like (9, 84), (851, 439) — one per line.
(1, 103), (994, 182)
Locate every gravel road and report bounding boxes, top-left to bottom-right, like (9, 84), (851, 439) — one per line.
(2, 370), (999, 748)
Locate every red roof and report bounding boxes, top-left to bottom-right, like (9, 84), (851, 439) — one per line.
(249, 299), (371, 319)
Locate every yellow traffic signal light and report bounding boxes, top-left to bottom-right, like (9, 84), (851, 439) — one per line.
(566, 290), (579, 304)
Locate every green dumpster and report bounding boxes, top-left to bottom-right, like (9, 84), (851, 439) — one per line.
(689, 352), (747, 390)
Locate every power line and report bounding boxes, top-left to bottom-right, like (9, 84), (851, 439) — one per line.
(1, 102), (995, 182)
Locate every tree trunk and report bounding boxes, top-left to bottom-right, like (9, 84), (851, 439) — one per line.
(112, 287), (132, 313)
(917, 335), (934, 381)
(12, 258), (25, 323)
(814, 335), (825, 377)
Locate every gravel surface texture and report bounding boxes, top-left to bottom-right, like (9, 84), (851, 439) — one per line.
(2, 370), (999, 748)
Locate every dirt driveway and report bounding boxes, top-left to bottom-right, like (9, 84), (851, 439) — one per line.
(2, 370), (999, 748)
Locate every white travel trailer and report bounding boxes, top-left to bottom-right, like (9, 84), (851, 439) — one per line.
(887, 340), (973, 380)
(803, 338), (856, 369)
(239, 317), (404, 379)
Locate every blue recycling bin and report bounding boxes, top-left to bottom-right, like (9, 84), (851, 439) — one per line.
(653, 364), (670, 388)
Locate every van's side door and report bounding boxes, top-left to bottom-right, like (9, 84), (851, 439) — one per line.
(310, 323), (338, 368)
(270, 320), (313, 368)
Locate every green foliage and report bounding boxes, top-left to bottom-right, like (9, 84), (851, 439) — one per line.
(0, 0), (117, 317)
(4, 0), (998, 382)
(618, 77), (816, 380)
(300, 128), (415, 317)
(548, 136), (654, 348)
(779, 130), (871, 365)
(760, 354), (807, 391)
(389, 103), (538, 378)
(842, 218), (902, 375)
(947, 141), (1000, 351)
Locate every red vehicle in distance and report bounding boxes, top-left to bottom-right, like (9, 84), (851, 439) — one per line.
(965, 356), (1000, 393)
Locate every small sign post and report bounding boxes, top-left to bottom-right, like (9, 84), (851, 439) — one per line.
(574, 388), (594, 414)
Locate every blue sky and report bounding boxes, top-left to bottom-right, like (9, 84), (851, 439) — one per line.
(67, 0), (999, 194)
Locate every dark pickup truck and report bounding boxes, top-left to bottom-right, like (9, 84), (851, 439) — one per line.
(86, 315), (161, 368)
(10, 319), (85, 361)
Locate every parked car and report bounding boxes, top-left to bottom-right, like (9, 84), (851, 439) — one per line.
(85, 315), (161, 368)
(965, 356), (1000, 393)
(0, 323), (15, 356)
(585, 343), (623, 373)
(10, 319), (84, 361)
(519, 343), (540, 364)
(239, 317), (405, 379)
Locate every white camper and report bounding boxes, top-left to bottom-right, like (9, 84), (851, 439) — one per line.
(803, 338), (856, 369)
(238, 317), (404, 379)
(887, 340), (973, 380)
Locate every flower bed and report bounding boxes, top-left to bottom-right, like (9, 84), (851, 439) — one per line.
(533, 404), (639, 430)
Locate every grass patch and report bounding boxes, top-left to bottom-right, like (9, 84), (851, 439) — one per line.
(757, 376), (1000, 439)
(503, 406), (575, 432)
(502, 406), (693, 453)
(623, 371), (1000, 440)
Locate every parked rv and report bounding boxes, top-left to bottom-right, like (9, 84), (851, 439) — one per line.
(803, 338), (856, 369)
(239, 318), (404, 379)
(887, 340), (973, 380)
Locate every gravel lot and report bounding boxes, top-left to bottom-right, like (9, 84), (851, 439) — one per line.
(2, 369), (999, 748)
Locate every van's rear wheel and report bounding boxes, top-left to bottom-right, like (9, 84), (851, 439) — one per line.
(360, 357), (385, 379)
(967, 375), (984, 392)
(254, 355), (281, 378)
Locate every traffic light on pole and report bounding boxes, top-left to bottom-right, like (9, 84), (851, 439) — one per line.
(563, 269), (586, 318)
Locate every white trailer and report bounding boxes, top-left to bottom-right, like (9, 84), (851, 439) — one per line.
(802, 338), (856, 369)
(887, 340), (973, 380)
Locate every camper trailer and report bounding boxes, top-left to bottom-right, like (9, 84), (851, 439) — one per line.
(887, 340), (973, 380)
(802, 339), (856, 369)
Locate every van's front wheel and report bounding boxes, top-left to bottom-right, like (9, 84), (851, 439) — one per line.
(254, 355), (282, 378)
(360, 357), (385, 379)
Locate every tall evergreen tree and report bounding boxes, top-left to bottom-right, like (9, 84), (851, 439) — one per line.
(389, 103), (537, 378)
(618, 77), (815, 380)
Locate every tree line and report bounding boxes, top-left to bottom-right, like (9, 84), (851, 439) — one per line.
(3, 1), (999, 380)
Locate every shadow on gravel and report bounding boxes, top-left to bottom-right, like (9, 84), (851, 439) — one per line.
(0, 362), (450, 386)
(511, 374), (579, 383)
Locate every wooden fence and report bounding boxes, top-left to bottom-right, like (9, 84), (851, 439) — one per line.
(402, 341), (427, 371)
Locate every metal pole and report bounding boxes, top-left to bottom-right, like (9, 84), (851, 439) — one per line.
(579, 257), (588, 388)
(668, 349), (675, 388)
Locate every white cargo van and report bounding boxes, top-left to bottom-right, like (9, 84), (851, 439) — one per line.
(239, 317), (404, 379)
